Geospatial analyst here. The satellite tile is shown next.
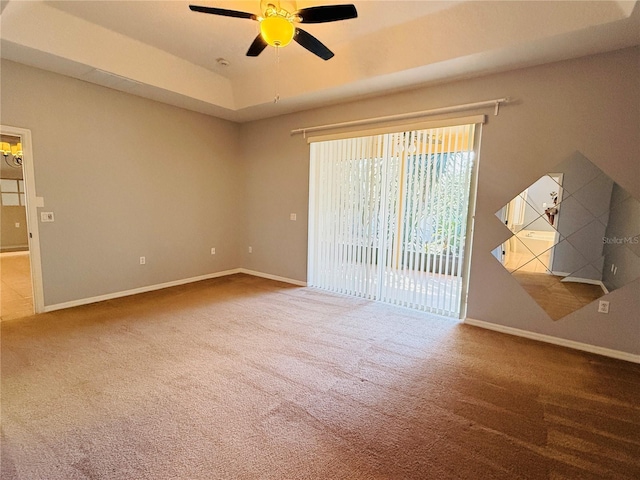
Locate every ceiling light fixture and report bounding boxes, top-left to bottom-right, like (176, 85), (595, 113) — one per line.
(189, 2), (357, 103)
(260, 11), (295, 47)
(1, 141), (23, 168)
(189, 3), (357, 60)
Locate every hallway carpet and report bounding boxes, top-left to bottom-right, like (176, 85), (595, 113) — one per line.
(1, 274), (639, 479)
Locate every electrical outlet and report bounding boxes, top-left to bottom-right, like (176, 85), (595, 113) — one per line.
(40, 212), (54, 222)
(140, 256), (146, 265)
(290, 213), (297, 221)
(598, 300), (609, 314)
(211, 247), (216, 255)
(248, 246), (252, 253)
(15, 222), (20, 228)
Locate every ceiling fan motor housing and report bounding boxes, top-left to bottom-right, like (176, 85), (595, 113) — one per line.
(261, 1), (297, 17)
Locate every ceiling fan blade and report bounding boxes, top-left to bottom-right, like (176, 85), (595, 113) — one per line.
(296, 4), (357, 23)
(294, 28), (334, 60)
(189, 5), (256, 20)
(246, 34), (268, 57)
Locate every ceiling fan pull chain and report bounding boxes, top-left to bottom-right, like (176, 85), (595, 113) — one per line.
(274, 46), (281, 104)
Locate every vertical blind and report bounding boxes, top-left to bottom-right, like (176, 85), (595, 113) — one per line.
(308, 123), (478, 318)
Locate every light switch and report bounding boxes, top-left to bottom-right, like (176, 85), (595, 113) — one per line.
(41, 212), (54, 222)
(15, 222), (20, 228)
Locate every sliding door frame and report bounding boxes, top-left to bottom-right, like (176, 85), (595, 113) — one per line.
(307, 117), (484, 319)
(458, 123), (482, 319)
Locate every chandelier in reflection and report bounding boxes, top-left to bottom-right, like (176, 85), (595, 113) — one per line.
(1, 141), (23, 168)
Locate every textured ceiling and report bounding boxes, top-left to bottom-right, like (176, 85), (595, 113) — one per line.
(2, 1), (639, 122)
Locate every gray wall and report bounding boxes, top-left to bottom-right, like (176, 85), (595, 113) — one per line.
(1, 60), (243, 305)
(550, 153), (613, 279)
(240, 47), (640, 355)
(2, 48), (638, 356)
(603, 183), (640, 291)
(1, 206), (28, 251)
(521, 175), (557, 232)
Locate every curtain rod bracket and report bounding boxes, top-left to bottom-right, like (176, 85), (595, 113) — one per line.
(494, 97), (510, 115)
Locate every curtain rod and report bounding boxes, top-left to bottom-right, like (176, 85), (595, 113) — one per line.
(291, 97), (510, 137)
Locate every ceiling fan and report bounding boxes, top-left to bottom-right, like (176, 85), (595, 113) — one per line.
(189, 2), (357, 60)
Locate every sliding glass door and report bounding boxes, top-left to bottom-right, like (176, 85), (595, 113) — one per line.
(308, 122), (479, 318)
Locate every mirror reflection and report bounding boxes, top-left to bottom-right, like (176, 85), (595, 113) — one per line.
(494, 152), (640, 320)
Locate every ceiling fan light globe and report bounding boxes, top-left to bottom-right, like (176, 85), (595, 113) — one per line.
(260, 16), (294, 47)
(0, 142), (10, 156)
(11, 143), (23, 157)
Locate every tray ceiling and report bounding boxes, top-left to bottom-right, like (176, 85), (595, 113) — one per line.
(1, 1), (639, 122)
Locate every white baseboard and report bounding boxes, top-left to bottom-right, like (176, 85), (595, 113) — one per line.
(464, 318), (640, 364)
(0, 249), (29, 257)
(238, 269), (307, 287)
(42, 268), (306, 313)
(43, 269), (242, 312)
(561, 276), (609, 294)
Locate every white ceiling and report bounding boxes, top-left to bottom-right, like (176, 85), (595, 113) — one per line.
(2, 1), (639, 122)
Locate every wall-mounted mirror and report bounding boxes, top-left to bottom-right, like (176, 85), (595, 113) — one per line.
(494, 152), (640, 320)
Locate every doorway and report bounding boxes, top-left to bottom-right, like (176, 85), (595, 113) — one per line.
(499, 173), (563, 274)
(0, 126), (44, 319)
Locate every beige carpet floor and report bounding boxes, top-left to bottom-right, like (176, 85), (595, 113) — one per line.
(1, 274), (639, 479)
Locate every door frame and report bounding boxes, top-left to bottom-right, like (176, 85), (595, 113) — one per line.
(1, 125), (45, 313)
(546, 172), (564, 274)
